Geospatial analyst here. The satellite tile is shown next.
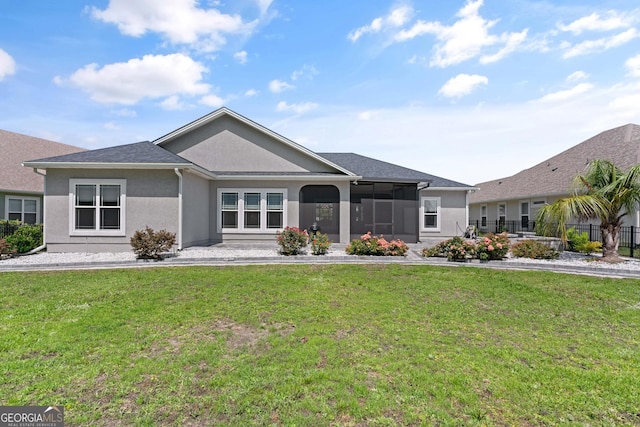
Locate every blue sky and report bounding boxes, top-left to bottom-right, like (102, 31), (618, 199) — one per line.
(1, 0), (639, 184)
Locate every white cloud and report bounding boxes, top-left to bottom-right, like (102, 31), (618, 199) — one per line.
(567, 71), (589, 82)
(245, 88), (259, 97)
(394, 0), (527, 67)
(0, 48), (16, 81)
(90, 0), (257, 52)
(348, 5), (412, 42)
(438, 74), (488, 98)
(160, 95), (187, 110)
(291, 64), (318, 81)
(269, 79), (294, 93)
(200, 94), (225, 108)
(536, 83), (594, 103)
(562, 28), (638, 58)
(60, 53), (210, 104)
(234, 50), (248, 64)
(558, 11), (636, 35)
(276, 101), (318, 114)
(104, 121), (121, 130)
(110, 108), (137, 117)
(255, 0), (273, 15)
(625, 54), (640, 77)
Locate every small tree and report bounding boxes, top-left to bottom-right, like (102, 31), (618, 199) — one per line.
(130, 226), (176, 260)
(536, 159), (640, 262)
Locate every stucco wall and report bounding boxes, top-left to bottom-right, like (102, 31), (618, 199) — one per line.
(161, 115), (337, 173)
(419, 189), (469, 241)
(181, 171), (210, 248)
(44, 169), (179, 252)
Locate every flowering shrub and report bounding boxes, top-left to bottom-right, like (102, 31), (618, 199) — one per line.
(276, 226), (309, 255)
(310, 232), (331, 255)
(422, 236), (476, 261)
(476, 232), (510, 260)
(345, 232), (408, 256)
(511, 239), (559, 259)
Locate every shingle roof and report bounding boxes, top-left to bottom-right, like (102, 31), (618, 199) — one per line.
(318, 152), (472, 187)
(470, 123), (640, 204)
(26, 141), (191, 165)
(0, 129), (85, 193)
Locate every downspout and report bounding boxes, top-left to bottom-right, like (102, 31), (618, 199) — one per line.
(174, 168), (183, 250)
(27, 168), (47, 253)
(465, 190), (471, 227)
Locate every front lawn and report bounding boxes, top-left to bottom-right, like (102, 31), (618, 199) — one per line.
(1, 265), (639, 426)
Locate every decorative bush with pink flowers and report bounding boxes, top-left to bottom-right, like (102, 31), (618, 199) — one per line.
(345, 232), (409, 256)
(476, 232), (510, 260)
(276, 226), (309, 255)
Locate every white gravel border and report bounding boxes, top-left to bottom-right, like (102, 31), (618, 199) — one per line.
(1, 246), (639, 274)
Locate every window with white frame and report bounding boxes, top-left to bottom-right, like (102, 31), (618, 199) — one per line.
(5, 196), (39, 224)
(218, 189), (286, 232)
(498, 203), (506, 226)
(420, 196), (440, 231)
(69, 179), (126, 235)
(520, 201), (530, 228)
(480, 205), (487, 227)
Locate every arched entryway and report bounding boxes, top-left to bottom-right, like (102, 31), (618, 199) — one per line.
(299, 185), (340, 242)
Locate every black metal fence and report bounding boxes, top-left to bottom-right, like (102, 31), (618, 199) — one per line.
(0, 223), (21, 239)
(470, 219), (640, 258)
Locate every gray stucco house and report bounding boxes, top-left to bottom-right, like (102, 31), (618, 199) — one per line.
(1, 129), (84, 224)
(469, 123), (640, 232)
(24, 108), (474, 252)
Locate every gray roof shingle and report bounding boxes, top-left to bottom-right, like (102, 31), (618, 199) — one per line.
(319, 152), (472, 187)
(470, 123), (640, 204)
(26, 141), (191, 165)
(1, 129), (85, 193)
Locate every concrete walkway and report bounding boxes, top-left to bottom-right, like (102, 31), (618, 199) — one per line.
(1, 242), (639, 279)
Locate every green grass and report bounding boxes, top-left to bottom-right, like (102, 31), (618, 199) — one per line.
(1, 265), (639, 426)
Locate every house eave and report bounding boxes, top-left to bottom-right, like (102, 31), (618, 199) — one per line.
(423, 186), (478, 191)
(214, 174), (363, 182)
(22, 161), (193, 170)
(0, 188), (43, 195)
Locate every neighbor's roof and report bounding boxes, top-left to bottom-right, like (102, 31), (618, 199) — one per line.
(319, 152), (473, 187)
(1, 129), (85, 194)
(24, 141), (192, 168)
(470, 123), (640, 204)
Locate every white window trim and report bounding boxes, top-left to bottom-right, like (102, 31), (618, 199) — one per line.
(420, 196), (441, 232)
(69, 179), (126, 236)
(5, 195), (40, 224)
(217, 188), (288, 233)
(520, 200), (530, 214)
(480, 204), (487, 228)
(497, 203), (507, 221)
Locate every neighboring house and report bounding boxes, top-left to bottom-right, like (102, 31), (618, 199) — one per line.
(0, 129), (85, 224)
(23, 108), (474, 253)
(469, 123), (640, 232)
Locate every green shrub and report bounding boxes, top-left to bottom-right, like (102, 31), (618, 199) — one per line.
(5, 224), (43, 253)
(511, 240), (559, 260)
(310, 232), (331, 255)
(346, 232), (408, 256)
(566, 227), (601, 253)
(276, 226), (309, 255)
(130, 226), (176, 260)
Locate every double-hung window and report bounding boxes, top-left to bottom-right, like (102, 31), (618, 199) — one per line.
(5, 196), (39, 224)
(420, 196), (440, 231)
(70, 179), (126, 235)
(218, 189), (286, 232)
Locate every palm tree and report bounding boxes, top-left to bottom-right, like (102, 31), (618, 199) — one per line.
(536, 159), (640, 262)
